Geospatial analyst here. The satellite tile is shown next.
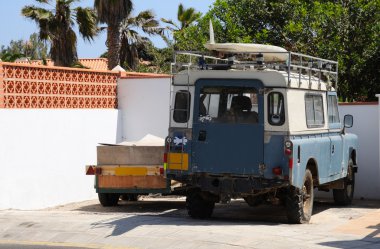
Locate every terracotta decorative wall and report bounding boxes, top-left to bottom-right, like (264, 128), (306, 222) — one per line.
(0, 62), (118, 109)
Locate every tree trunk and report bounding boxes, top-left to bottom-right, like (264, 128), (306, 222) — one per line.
(51, 28), (78, 67)
(107, 24), (121, 70)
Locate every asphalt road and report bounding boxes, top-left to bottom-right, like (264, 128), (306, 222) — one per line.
(0, 197), (379, 249)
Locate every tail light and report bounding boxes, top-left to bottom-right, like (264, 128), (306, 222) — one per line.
(95, 167), (102, 175)
(163, 153), (168, 163)
(285, 140), (293, 169)
(288, 158), (293, 169)
(272, 166), (282, 175)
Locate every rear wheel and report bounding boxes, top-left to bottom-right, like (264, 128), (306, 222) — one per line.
(186, 192), (215, 219)
(286, 169), (314, 224)
(333, 159), (355, 205)
(98, 193), (120, 207)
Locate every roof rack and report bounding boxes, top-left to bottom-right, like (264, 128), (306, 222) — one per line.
(171, 50), (338, 91)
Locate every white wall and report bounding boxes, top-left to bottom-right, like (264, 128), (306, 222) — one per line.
(339, 104), (380, 199)
(0, 109), (118, 210)
(118, 77), (171, 142)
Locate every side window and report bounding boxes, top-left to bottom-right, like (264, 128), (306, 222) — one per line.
(268, 92), (285, 126)
(327, 95), (340, 124)
(173, 90), (191, 123)
(305, 94), (325, 128)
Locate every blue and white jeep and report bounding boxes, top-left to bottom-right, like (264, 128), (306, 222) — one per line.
(165, 43), (358, 224)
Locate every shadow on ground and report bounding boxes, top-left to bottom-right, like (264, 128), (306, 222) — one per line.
(319, 223), (380, 249)
(74, 197), (380, 240)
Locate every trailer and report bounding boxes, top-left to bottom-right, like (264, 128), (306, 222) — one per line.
(86, 135), (172, 206)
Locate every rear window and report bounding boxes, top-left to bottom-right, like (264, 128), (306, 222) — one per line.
(305, 94), (324, 128)
(198, 86), (258, 124)
(173, 90), (191, 123)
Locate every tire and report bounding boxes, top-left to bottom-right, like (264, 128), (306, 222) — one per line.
(121, 194), (138, 201)
(186, 192), (215, 219)
(244, 195), (265, 207)
(333, 159), (355, 205)
(286, 169), (314, 224)
(98, 193), (120, 207)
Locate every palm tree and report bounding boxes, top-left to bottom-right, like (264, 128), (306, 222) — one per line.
(22, 0), (98, 67)
(119, 10), (164, 70)
(94, 0), (132, 70)
(161, 4), (201, 31)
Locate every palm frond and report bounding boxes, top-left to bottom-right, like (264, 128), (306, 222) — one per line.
(75, 7), (99, 42)
(177, 4), (184, 21)
(35, 0), (50, 3)
(180, 7), (201, 29)
(22, 5), (53, 21)
(64, 0), (79, 6)
(160, 18), (180, 31)
(135, 10), (154, 23)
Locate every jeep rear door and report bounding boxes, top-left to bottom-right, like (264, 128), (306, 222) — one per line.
(191, 79), (264, 175)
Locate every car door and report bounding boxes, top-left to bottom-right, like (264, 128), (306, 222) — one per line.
(327, 92), (343, 176)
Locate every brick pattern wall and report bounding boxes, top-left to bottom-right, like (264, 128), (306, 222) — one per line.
(0, 63), (118, 108)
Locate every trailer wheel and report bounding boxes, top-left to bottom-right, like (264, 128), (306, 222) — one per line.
(98, 193), (120, 207)
(286, 169), (314, 224)
(186, 192), (215, 219)
(333, 159), (355, 205)
(121, 194), (138, 201)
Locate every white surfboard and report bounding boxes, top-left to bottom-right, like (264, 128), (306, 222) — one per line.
(205, 20), (288, 61)
(204, 43), (288, 61)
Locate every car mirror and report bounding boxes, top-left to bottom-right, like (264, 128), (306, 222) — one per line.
(344, 114), (353, 128)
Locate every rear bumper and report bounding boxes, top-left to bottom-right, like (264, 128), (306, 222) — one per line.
(169, 173), (288, 196)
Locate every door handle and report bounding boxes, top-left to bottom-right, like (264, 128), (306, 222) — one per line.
(332, 145), (335, 154)
(198, 130), (207, 141)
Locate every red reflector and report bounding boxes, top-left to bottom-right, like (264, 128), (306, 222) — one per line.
(95, 167), (102, 175)
(86, 166), (95, 175)
(285, 149), (292, 156)
(159, 167), (164, 175)
(272, 167), (282, 175)
(288, 158), (293, 169)
(163, 153), (168, 163)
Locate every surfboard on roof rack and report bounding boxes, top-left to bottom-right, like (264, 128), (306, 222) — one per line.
(204, 20), (289, 62)
(204, 43), (289, 62)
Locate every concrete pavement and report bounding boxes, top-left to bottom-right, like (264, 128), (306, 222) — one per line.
(0, 197), (379, 249)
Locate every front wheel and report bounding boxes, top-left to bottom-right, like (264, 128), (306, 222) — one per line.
(333, 159), (355, 205)
(186, 192), (215, 219)
(286, 169), (314, 224)
(98, 193), (120, 207)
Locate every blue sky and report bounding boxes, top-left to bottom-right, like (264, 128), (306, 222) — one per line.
(0, 0), (214, 58)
